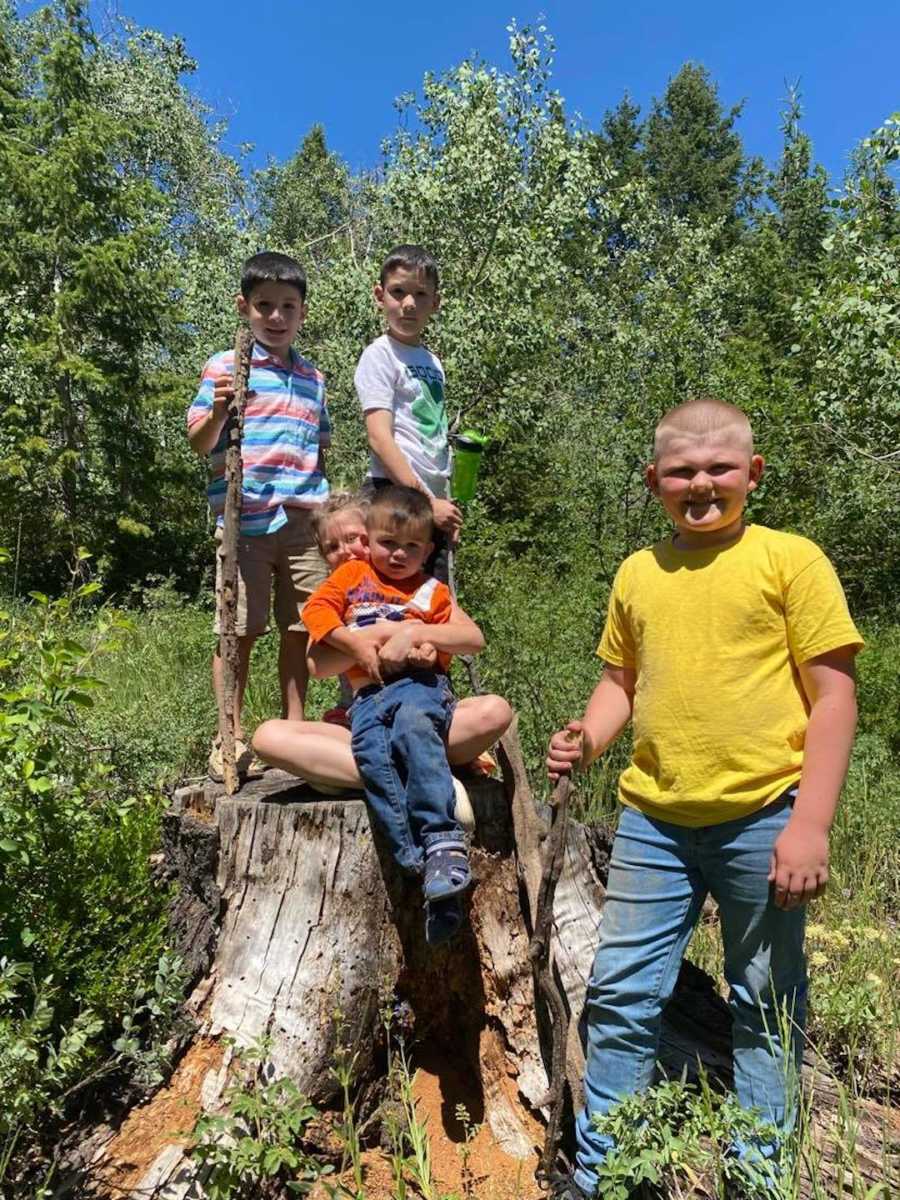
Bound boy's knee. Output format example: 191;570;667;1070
251;719;281;757
480;694;513;736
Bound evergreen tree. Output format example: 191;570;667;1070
594;92;644;186
769;84;830;268
255;125;353;268
0;1;176;579
643;62;761;235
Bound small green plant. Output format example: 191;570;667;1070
454;1102;480;1199
592;1076;784;1200
0;959;103;1187
112;951;190;1087
323;1023;365;1199
189;1036;331;1199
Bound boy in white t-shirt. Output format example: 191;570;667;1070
354;245;461;583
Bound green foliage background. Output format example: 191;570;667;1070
0;1;897;1189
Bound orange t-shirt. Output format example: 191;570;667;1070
302;560;453;687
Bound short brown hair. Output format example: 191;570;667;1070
241;250;307;301
366;485;434;540
654;396;754;460
312;492;368;552
379;244;439;290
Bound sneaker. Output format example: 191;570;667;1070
424;894;465;946
322;705;351;729
452;776;475;832
207;735;254;783
422;831;472;901
547;1172;590;1200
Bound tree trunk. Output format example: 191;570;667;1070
82;720;897;1199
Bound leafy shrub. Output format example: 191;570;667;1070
189;1037;332;1199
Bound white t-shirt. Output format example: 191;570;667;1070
354;334;450;498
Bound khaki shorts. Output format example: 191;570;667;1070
214;507;327;637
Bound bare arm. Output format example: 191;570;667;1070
769;647;858;909
188;374;231;455
546;664;636;780
365;409;423;490
364;409;462;534
377;605;484;676
308;624;394;678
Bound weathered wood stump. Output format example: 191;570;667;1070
84;721;896;1198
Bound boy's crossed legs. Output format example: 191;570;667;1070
574;798;806;1197
252;693;512;788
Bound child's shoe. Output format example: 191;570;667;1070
422;830;472;901
452;776;475;833
424;895;465;946
322;705;351;729
207;735;258;783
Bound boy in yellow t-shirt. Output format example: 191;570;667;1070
546;398;862;1200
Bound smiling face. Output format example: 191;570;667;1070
647;428;765;549
238;280;306;356
374;266;440;346
367;522;434;581
319;510;369;569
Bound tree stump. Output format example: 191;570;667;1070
84;720;897;1199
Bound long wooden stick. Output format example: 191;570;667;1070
531;773;573;1187
219;325;254;796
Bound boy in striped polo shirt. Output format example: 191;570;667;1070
187;251;330;781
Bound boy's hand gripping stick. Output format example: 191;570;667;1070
219;325;253;795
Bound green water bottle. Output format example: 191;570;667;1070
450;430;488;503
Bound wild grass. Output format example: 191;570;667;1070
2;579;896;1196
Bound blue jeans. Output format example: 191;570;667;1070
574;799;806;1195
350;672;457;875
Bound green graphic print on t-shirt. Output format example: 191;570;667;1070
408;365;447;440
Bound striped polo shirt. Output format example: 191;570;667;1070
187;342;331;536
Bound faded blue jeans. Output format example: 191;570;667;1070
574;797;806;1195
350;671;457;876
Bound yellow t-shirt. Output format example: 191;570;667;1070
598;525;863;827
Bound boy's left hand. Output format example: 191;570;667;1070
768;815;829;909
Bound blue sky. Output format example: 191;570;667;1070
90;1;897;187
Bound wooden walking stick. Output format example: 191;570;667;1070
532;771;574;1188
219;325;254;796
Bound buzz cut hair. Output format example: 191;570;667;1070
379;244;440;290
366;485;435;540
241;251;307;301
654;396;754;460
311;492;368;552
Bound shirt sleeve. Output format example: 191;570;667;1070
785;554;863;664
301;563;356;643
596;562;637;668
430;583;453;626
354;341;397;413
187;354;229;432
319;381;332;449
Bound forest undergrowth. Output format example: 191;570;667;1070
0;574;897;1197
